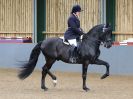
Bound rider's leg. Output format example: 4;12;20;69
68;39;77;63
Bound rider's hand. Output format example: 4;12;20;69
79;28;85;34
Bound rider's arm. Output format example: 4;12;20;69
68;18;84;35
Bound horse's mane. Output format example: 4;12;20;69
83;24;104;40
87;24;104;35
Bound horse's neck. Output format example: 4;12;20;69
81;25;103;48
80;36;101;54
83;34;100;44
79;37;100;58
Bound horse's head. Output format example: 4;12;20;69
83;24;112;48
100;24;113;48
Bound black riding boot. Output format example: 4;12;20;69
69;47;77;63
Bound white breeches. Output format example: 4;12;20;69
68;39;77;46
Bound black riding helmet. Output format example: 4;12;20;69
71;5;83;14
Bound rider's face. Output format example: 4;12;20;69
75;12;80;17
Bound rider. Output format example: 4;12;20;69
64;4;84;63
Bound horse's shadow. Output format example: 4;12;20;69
42;87;94;93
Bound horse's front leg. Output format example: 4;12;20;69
94;59;110;79
82;62;90;92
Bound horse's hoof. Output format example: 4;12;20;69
41;86;48;91
101;74;109;79
44;87;48;91
83;87;90;92
53;80;57;87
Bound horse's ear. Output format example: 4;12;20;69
103;23;110;32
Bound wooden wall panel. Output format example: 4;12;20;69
0;0;33;37
115;0;133;41
45;0;101;38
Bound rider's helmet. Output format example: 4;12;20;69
71;5;83;14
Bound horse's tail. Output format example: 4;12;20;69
18;41;42;80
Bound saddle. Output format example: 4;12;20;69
60;37;82;63
59;37;70;45
59;35;83;46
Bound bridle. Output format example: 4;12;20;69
81;25;112;46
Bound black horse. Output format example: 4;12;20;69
18;24;112;92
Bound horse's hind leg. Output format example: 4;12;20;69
41;58;56;91
46;68;57;87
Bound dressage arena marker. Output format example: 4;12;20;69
113;42;133;46
113;38;133;46
0;37;32;43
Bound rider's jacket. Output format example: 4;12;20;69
64;14;84;40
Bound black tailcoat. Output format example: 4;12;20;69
64;14;84;40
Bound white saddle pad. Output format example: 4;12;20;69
60;35;83;46
59;37;69;45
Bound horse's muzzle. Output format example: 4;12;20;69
104;41;112;48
